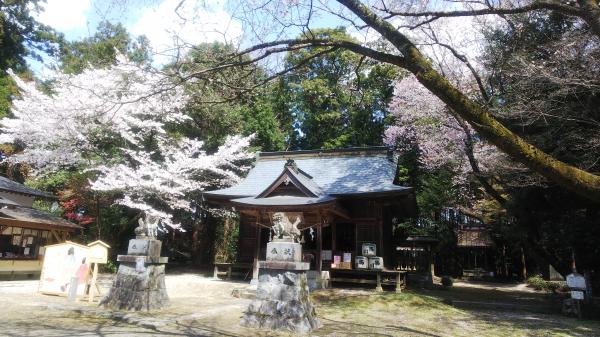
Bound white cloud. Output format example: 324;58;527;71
130;0;243;64
35;0;91;31
349;27;382;44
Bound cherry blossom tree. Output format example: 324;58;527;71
91;136;252;230
1;57;188;171
1;56;254;230
385;75;508;206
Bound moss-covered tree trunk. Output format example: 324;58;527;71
338;0;600;202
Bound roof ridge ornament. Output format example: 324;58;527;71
285;158;298;173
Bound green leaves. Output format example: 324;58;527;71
281;28;398;149
58;21;151;74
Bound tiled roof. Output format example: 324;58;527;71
232;195;335;206
0;205;81;230
205;147;411;198
0;176;53;199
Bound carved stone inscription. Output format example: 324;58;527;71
266;242;302;262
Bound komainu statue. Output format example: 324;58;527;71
271;212;301;242
135;213;160;239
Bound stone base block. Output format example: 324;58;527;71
259;260;310;270
241;269;321;333
127;239;162;257
117;255;169;264
307;270;330;290
100;263;169;311
266;241;302;262
562;298;580;316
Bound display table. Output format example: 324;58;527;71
213;262;253;280
329;268;407;292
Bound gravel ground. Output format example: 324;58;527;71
0;273;268;337
0;273;598;337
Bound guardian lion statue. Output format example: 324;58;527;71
271;212;301;242
135;213;160;239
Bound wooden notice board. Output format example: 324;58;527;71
38;241;90;296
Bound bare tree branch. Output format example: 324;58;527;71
376;0;600;38
424;28;491;103
335;0;600;201
379;1;582;19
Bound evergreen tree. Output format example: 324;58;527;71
0;0;60;117
281;28;398;149
58;21;151;74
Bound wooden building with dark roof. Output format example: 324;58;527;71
204;147;417;285
0;176;80;278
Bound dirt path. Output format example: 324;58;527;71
0;274;264;337
453;279;538;293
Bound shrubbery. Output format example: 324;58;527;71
526;275;565;293
441;276;454;287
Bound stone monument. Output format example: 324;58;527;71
241;212;321;333
100;214;169;311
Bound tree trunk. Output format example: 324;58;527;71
337;0;600;203
96;196;101;240
191;219;203;265
520;246;527;280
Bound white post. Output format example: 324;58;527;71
88;263;99;303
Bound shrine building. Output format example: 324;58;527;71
204;147;417;288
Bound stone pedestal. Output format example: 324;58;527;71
100;238;169;311
266;241;302;262
241;241;321;333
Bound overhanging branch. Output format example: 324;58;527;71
378;1;582;19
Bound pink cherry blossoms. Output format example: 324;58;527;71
1;57;254;230
385;75;503;188
385;75;466;171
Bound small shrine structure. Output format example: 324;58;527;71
0;176;80;278
204;147;417;289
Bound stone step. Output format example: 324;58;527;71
231;287;256;300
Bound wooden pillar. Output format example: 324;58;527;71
395;272;402;293
428;244;435;280
252;219;262;282
317;212;323;273
375;271;383;292
88;263;99;303
377;203;384;267
331;223;337;253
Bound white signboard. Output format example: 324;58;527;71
566;273;586;289
39;241;89;296
571;291;584;300
128;239;149;255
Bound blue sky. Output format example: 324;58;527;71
31;0;248;71
30;0;353;73
29;0;485;80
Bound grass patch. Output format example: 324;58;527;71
309;286;600;337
